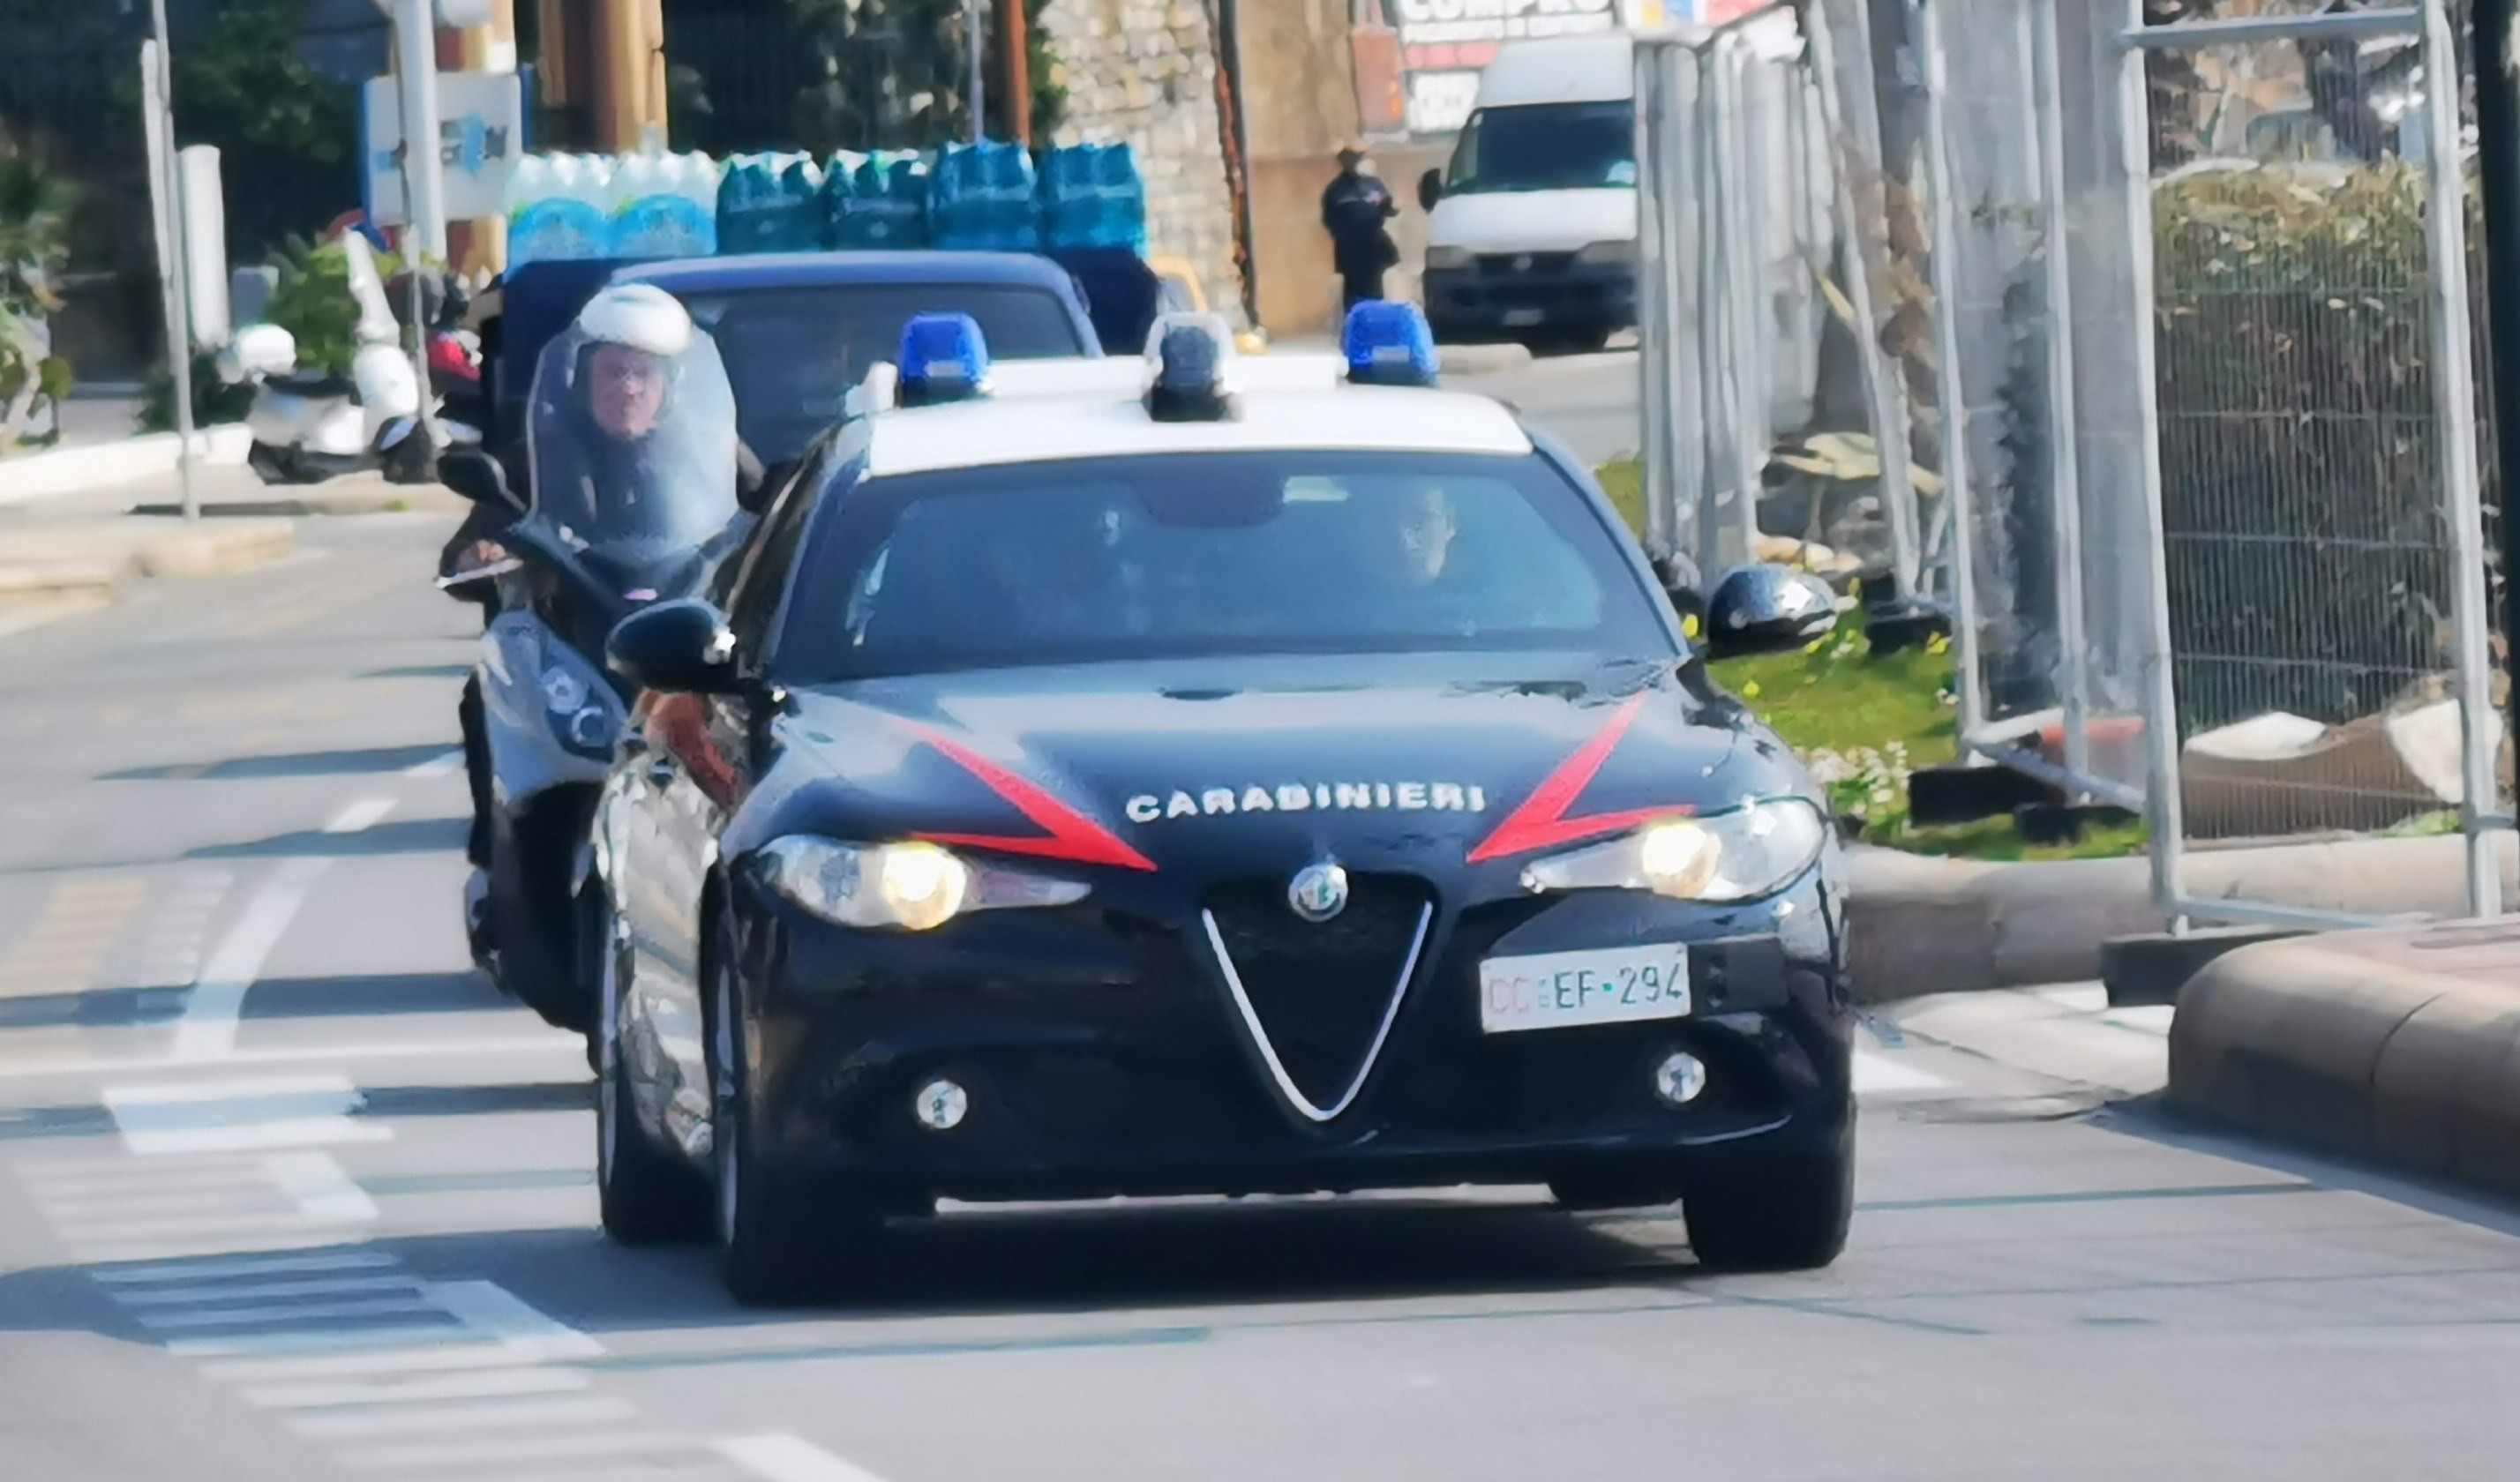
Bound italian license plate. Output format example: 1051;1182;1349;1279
1502;308;1546;327
1478;945;1691;1034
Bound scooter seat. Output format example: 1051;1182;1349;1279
269;369;356;398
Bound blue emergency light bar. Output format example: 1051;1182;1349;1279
897;312;993;407
1342;301;1439;388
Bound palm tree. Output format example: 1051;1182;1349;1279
0;132;78;452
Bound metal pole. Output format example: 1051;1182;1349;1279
968;0;988;143
2476;0;2520;870
1913;0;1986;745
141;14;197;525
1805;0;1924;599
2416;0;2503;917
1634;39;1678;567
394;0;449;262
2116;0;2191;929
2033;0;2093;790
1714;38;1765;570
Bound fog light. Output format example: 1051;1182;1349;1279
1654;1052;1706;1107
912;1078;969;1131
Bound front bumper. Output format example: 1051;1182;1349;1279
724;870;1852;1204
1423;258;1636;339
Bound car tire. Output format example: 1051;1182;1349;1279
709;919;877;1306
1681;1139;1856;1273
596;896;710;1247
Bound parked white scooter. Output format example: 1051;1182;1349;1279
217;232;475;485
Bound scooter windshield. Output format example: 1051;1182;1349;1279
523;320;740;557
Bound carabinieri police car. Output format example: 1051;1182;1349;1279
589;304;1854;1304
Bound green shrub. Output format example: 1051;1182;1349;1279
2152;163;2501;734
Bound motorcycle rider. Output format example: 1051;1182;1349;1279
453;285;744;998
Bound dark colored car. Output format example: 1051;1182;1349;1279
480;251;1107;474
583;364;1854;1304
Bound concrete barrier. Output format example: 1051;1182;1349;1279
2166;920;2520;1197
1844;835;2520;1002
0;426;251;505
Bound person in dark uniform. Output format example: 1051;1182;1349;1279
1320;144;1400;312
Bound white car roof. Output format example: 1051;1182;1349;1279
863;364;1536;477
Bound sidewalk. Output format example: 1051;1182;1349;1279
0;453;465;618
2169;918;2520;1197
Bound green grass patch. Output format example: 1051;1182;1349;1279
1593;457;2142;862
1595;456;1646;538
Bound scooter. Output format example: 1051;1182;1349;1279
217;233;479;486
436;448;733;1043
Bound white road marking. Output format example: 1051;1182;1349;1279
94;1250;399;1286
334;1431;689;1471
102;1074;391;1155
135;1295;446;1330
717;1433;895;1482
264;1150;381;1223
287;1396;638;1441
204;1339;572;1383
244;1365;594;1410
1851;1049;1948;1094
323;797;397;835
0;1033;582;1083
422;1280;606;1358
175;857;329;1061
404;751;464;779
62;1209;371;1244
115;1276;422;1307
40;1186;275;1220
167;1323;477;1359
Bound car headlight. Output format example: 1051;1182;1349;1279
1424;245;1474;272
1519;799;1826;903
757;837;1090;932
1575;239;1635;266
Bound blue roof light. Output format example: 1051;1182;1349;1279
1341;301;1439;387
896;312;993;407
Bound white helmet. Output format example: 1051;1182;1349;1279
574;283;694;358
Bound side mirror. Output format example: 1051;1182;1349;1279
439;448;522;513
608;599;739;695
1702;564;1841;662
1417;168;1444;213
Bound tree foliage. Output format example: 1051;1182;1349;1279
0;131;76;453
162;0;358;166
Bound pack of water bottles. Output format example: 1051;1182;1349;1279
500;139;1151;265
714;153;826;256
1037;142;1148;254
927;141;1039;252
506;152;724;265
823;152;932;250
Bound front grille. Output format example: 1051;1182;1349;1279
1204;874;1433;1115
1475;251;1578;279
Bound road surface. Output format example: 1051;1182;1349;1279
2;512;2517;1482
1451;349;1640;468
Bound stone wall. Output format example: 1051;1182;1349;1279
1039;0;1247;327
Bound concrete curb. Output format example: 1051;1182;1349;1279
131;484;469;519
2166;920;2520;1195
1436;344;1534;375
1841;834;2520;1003
0;425;252;505
0;561;119;605
133;520;296;579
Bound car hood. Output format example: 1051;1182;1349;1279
739;655;1808;885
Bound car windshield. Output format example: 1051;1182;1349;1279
777;450;1676;682
1445;101;1637;194
678;284;1089;464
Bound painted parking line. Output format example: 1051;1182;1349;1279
175;857;329;1062
716;1433;896;1482
323;797;398;835
1850;1049;1948;1095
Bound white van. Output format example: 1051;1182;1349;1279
1416;34;1637;350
